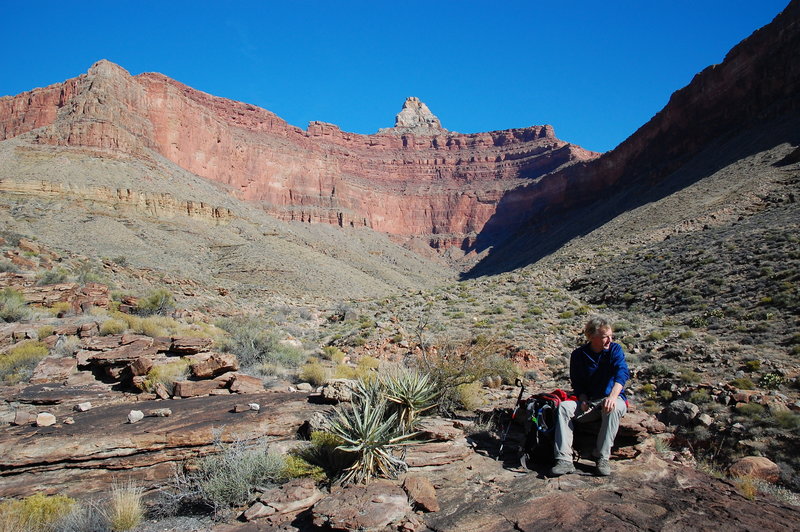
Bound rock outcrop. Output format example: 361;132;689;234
0;61;597;254
379;96;447;135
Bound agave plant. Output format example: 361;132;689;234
380;366;439;432
328;391;418;485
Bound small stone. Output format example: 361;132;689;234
127;410;145;424
296;383;313;392
242;501;276;521
36;412;57;427
233;404;251;413
63;417;75;425
696;413;713;426
403;475;440;512
148;408;172;417
12;410;33;426
248;403;260;412
74;402;93;412
154;382;171;399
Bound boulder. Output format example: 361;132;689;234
729;456;781;483
320;379;357;403
416;417;463;441
190;352;239;378
228;373;266;394
403;475;440;512
74;402;93;412
660;400;700;426
170;337;213;355
173;380;224;398
13;410;34;426
30;357;77;384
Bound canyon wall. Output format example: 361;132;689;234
0;62;596;251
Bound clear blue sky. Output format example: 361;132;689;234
0;1;790;153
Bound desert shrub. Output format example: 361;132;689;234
0;341;49;385
35;268;69;286
678;330;695;339
743;360;761;372
646;361;671;378
414;335;519;414
298;361;328;386
759;372;784;389
182;439;292;512
689;389;711;404
647;330;670;341
108;481;144;531
321;346;345;361
0;259;18;273
640;383;657;399
292;431;351;481
659;390;674;401
735;403;765;418
0;287;29;322
72;259;105;285
52;335;81;358
733;474;758;500
680;370;702;384
216;317;306;369
357;356;381;370
36;325;54;340
100;318;127;336
135;288;175;316
0;492;75;532
54;499;109;532
455;381;485;411
327;391;417;485
773;410;800;431
730;377;756;390
641;400;662;414
142;359;191;393
47;301;72;317
281;455;325;482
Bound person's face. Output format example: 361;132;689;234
590;327;613;352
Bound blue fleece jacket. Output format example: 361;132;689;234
569;342;629;401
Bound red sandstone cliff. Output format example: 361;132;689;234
0;63;597;251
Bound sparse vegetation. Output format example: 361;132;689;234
135;288;175;316
142;359;191;393
0;287;29;322
0;492;75;532
0;341;49;385
216;317;307;369
108;481;144;531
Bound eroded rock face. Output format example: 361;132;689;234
0;61;597;253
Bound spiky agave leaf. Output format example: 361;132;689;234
328;391;419;484
381;366;439;431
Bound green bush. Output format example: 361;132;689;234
0;341;49;385
0;492;75;532
759;373;784;390
36;268;70;286
773;410;800;431
216;317;307;369
321;346;345;361
0;287;29;322
455;381;484;411
689;389;711;404
743;360;761;372
36;325;54;340
135;288;175;316
680;370;702;384
0;259;19;273
730;377;756;390
735;403;765;418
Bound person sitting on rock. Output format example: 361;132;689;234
550;316;629;477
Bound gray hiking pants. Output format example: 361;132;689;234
554;398;627;461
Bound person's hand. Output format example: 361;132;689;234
602;396;617;413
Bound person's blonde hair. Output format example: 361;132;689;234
584;316;612;340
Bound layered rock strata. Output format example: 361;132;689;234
0;63;597;252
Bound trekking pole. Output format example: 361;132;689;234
497;378;525;459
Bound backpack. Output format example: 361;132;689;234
520;389;575;467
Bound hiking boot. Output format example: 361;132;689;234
550;459;576;476
595;457;611;476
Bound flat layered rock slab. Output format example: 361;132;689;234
0;392;318;498
421;451;800;531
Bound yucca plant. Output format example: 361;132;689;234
328;392;418;485
380;367;438;432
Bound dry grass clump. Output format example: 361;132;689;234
0;492;75;532
142;359;191;393
299;361;329;386
0;341;50;385
100;318;128;336
0;287;29;322
108;481;144;531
